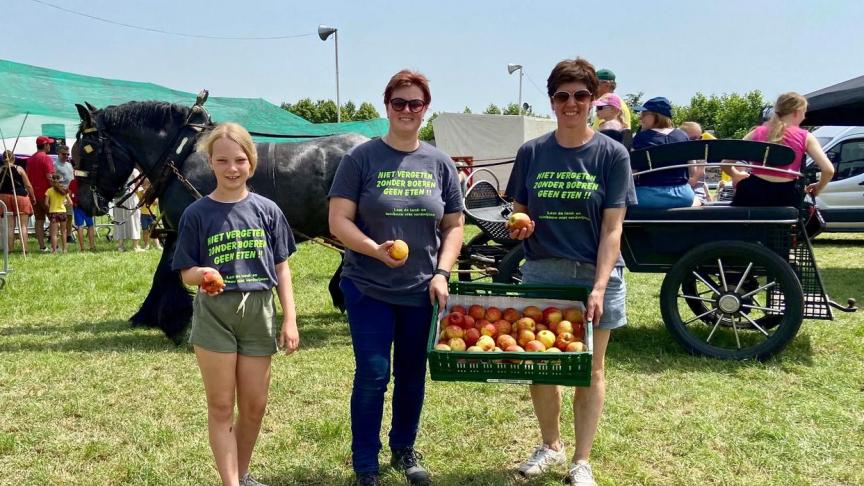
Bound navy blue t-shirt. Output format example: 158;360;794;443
632;128;690;186
328;139;463;306
505;131;636;266
172;193;296;292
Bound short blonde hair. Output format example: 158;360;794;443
196;122;258;175
651;113;675;129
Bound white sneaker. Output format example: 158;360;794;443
240;473;269;486
517;444;566;477
564;460;596;485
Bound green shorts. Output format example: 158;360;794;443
189;289;278;356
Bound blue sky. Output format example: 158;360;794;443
4;0;863;118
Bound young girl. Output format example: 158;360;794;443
44;174;72;253
173;123;299;486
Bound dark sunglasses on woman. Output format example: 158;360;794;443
390;98;427;113
552;90;592;104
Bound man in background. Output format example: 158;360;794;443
592;69;632;130
25;135;56;252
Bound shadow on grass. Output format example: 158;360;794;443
266;467;529;486
818;267;864;303
609;322;815;374
0;310;351;353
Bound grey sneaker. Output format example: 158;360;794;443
564;461;596;485
391;447;431;486
517;444;566;477
240;472;269;486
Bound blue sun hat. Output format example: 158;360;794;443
633;97;673;118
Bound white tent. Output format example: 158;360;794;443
432;113;556;189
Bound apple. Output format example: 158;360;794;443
502;307;522;323
523;305;543;322
447;312;465;328
434;343;451;351
450;305;466;315
555;332;575;350
463;328;481;347
536;330;556;349
444;325;464;340
448;337;466;351
468;304;486;320
467;345;484;353
542;307;561;321
494;319;512;337
389;239;409;260
515;317;536;332
525;340;546;352
461;315;475;330
535;323;549;333
480;323;498;338
545;347;562;353
493;347;503;352
566;341;585;353
556;320;574;336
201;270;225;294
497;334;517;349
476;335;496;351
485;307;502;322
517;329;536;347
563;307;584;325
507;212;532;231
474;318;491;331
504;344;525;363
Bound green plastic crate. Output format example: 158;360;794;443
427;281;593;387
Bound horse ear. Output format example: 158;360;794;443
84;101;98;112
76;103;94;127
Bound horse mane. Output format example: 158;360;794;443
97;101;190;131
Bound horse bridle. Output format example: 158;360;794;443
75;91;213;213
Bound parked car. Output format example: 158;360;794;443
807;126;864;232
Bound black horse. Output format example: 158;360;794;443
73;100;366;343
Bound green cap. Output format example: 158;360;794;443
596;69;616;81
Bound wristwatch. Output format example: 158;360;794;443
433;268;451;280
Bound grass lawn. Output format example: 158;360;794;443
0;229;862;485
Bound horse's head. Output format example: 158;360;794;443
72;102;136;215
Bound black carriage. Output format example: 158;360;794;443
456;139;856;361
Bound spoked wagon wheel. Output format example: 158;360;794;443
458;233;492;282
660;241;803;360
493;245;525;284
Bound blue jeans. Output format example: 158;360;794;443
340;278;433;474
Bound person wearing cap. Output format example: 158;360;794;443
631;97;698;208
593;94;626;131
26;135;57;252
592;69;631;130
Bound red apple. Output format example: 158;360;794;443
468;304;486;320
563;307;584;325
517;329;536;347
494;319;512;337
535;323;549;333
515;317;536;332
556;320;574;336
448;337;466;351
523;305;543;322
450;305;467;315
542;307;561;321
485;307;502;322
502;307;522;323
525;340;546;352
480;323;498;338
447;312;465;328
555;332;575;350
463;328;481;347
474;318;491;331
461;315;475;330
507;212;532;231
566;341;585;353
201;271;225;294
497;334;517;349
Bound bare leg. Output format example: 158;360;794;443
77;226;85;251
529;384;564;451
87;226;96;250
195;346;240;486
60;224;68;252
35;214;46;249
235;354;272;478
572;328;611;462
49;220;58;252
17;214;28;251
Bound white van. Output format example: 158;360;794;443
808;126;864;232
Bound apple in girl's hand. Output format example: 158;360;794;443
507;212;532;231
201;270;225;294
389;240;409;260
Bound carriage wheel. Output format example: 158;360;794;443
660;241;803;361
493;245;525;284
458;233;492;282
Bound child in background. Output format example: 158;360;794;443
138;179;162;250
45;174;73;253
69;178;97;251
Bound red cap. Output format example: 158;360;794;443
36;136;55;145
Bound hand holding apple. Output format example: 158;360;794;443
200;268;225;295
378;240;409;268
506;212;535;240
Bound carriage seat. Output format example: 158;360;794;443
625;205;799;223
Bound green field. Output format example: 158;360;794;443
0;230;862;485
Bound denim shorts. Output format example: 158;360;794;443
635;183;695;208
521;259;627;330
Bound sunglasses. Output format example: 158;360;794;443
552;89;592;104
389;98;427;113
595;105;608;111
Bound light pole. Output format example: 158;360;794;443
318;24;340;123
507;63;524;115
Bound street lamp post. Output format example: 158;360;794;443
318;24;340;123
507;63;524;115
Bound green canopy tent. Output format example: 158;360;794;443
0;59;388;144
